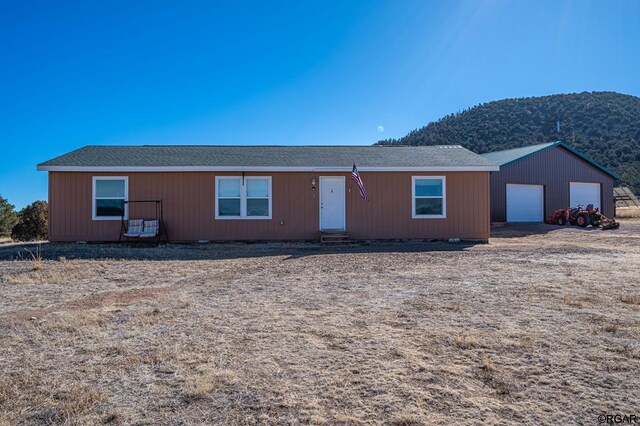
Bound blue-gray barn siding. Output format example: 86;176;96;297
489;146;615;222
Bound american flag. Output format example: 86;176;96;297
351;164;368;200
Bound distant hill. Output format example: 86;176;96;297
378;92;640;193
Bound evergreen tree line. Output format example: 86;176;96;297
378;91;640;193
0;196;48;241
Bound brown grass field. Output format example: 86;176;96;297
1;220;639;425
616;207;640;218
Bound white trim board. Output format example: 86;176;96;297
38;165;499;172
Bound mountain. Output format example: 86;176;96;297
378;92;640;193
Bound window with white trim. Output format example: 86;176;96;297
92;176;128;220
412;176;446;218
215;176;272;219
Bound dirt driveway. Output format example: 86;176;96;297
1;220;639;424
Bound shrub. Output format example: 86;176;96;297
11;201;48;241
0;195;18;236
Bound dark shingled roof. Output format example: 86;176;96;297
38;145;498;169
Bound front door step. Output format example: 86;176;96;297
320;232;349;244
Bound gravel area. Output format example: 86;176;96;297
1;220;639;424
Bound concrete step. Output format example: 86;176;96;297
320;232;350;244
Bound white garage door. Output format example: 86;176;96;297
506;184;544;222
570;182;600;210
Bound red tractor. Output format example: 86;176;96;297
546;204;619;230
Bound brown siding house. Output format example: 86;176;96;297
38;145;499;242
481;142;620;223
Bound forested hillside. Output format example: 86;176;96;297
378;92;640;192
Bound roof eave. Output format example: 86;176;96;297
37;165;500;172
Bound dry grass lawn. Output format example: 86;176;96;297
616;207;640;218
1;220;639;425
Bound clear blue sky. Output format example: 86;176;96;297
1;0;639;208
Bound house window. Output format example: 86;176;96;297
92;176;128;220
215;176;272;219
412;176;446;218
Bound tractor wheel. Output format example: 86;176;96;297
576;214;590;227
557;217;566;226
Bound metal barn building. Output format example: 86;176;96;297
482;142;620;223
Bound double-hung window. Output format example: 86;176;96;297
92;176;128;220
412;176;446;218
215;176;272;219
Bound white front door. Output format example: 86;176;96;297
320;176;345;230
506;184;544;222
570;182;601;210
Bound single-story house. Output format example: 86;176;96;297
37;145;499;242
481;141;620;222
